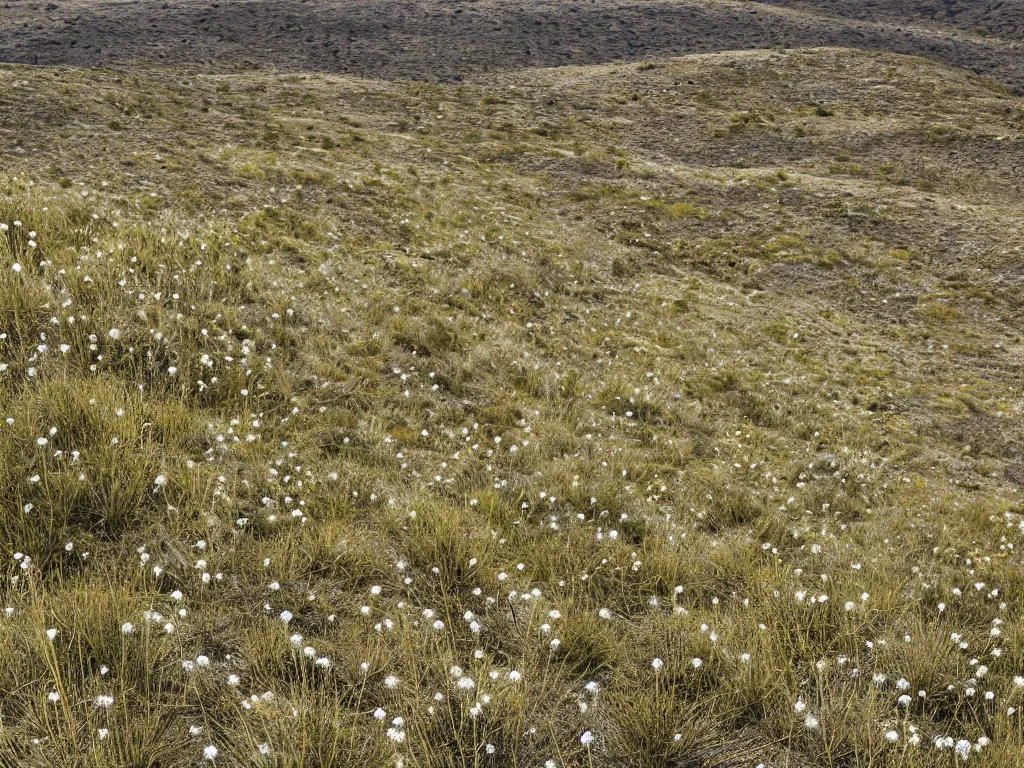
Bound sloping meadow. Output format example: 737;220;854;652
1;48;1024;766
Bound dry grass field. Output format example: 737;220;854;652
2;39;1024;768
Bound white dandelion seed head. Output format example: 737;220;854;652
954;740;971;760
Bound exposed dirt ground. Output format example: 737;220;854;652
761;0;1024;41
2;0;1024;86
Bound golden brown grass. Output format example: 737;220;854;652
1;47;1023;767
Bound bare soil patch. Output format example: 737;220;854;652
2;0;1024;86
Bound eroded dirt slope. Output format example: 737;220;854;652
758;0;1024;41
1;0;1022;86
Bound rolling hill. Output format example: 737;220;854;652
1;13;1024;768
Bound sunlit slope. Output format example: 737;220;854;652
0;48;1023;767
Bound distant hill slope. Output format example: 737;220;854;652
1;0;1023;87
757;0;1024;41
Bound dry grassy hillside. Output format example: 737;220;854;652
3;0;1024;86
1;47;1024;767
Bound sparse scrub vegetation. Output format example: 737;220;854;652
1;46;1024;767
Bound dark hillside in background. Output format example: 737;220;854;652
2;0;1022;87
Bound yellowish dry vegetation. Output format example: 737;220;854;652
1;48;1024;767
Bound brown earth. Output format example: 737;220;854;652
760;0;1024;41
1;0;1023;87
